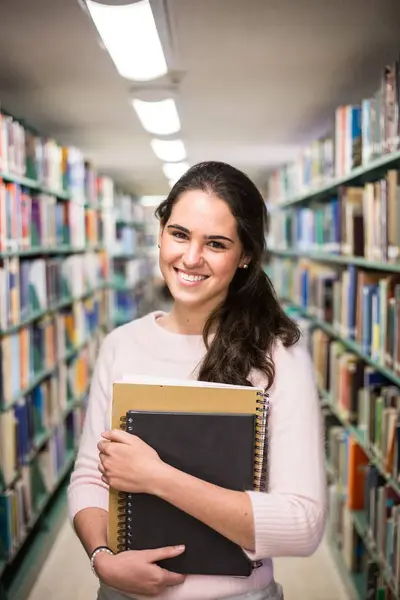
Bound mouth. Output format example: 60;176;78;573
173;267;210;285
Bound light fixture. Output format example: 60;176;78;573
85;0;168;81
150;139;186;162
132;98;181;135
162;161;189;182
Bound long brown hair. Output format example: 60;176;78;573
155;161;300;389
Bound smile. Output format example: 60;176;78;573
174;268;210;284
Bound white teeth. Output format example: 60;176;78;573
177;270;207;282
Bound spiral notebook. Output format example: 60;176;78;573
108;376;269;576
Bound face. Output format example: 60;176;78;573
159;190;250;312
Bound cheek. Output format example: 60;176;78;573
159;239;178;263
209;253;240;280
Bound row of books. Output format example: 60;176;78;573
0;182;92;251
267;57;400;204
299;321;400;596
0;180;148;254
0;109;149;223
268;169;400;263
116;193;146;224
107;255;153;325
0;403;86;561
0;252;110;331
0;312;104;562
0;111;70;193
0;292;109;407
327;464;399;598
111;288;149;326
112;256;151;286
0;102;151;589
270;258;400;372
0;349;91;489
113;223;146;257
312;328;400;477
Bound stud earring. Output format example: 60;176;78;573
242;264;249;269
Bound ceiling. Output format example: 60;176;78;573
0;0;399;197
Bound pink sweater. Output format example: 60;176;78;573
68;311;327;600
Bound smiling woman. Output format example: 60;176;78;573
68;161;327;600
156;189;248;331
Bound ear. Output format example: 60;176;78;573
239;255;251;269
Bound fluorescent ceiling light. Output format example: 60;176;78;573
85;0;167;81
132;98;181;135
162;161;189;182
151;139;186;162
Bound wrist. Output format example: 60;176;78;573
90;546;114;580
94;552;114;582
150;461;176;498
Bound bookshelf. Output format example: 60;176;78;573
0;110;150;599
266;57;400;599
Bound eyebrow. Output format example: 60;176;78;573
167;223;234;244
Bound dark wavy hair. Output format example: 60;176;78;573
155;161;300;389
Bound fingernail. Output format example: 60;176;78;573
175;545;185;551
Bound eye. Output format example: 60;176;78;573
208;241;226;250
172;231;188;240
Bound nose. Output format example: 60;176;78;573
182;241;204;268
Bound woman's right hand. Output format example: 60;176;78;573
94;545;187;597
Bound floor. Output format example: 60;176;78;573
27;518;349;600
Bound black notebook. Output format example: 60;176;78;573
116;410;256;576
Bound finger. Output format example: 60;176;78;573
161;569;186;587
98;462;105;475
101;429;136;445
143;545;186;563
97;440;111;454
101;475;109;485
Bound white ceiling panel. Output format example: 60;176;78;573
0;0;399;195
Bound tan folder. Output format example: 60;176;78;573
108;377;268;553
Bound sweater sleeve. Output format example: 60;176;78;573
243;340;327;560
67;333;114;522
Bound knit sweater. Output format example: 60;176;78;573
67;311;327;600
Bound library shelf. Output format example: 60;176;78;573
0;244;103;259
280;305;400;598
320;387;400;505
0;451;75;600
0;285;107;336
0;389;87;494
268;249;400;274
0;170;71;201
0;105;152;600
322;393;399;598
1;335;95;414
268;149;400;211
281;300;400;389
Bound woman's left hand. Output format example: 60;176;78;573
97;429;165;494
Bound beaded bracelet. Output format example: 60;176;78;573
90;546;114;577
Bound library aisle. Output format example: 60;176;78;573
26;522;349;600
1;1;400;599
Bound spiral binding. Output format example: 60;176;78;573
116;414;132;552
254;388;270;493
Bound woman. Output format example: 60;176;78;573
68;161;327;600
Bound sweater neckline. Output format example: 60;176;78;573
152;310;204;339
142;310;206;363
